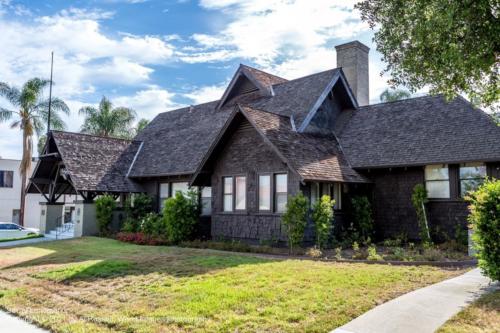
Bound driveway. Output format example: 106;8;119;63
0;310;49;333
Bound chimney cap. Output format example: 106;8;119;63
335;40;370;52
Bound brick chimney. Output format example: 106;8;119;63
335;41;370;106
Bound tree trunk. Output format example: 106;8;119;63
18;128;29;227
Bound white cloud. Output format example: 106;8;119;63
113;87;181;119
183;83;226;104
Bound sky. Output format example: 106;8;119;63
0;0;392;159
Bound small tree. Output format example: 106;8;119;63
162;190;199;244
351;196;374;243
411;184;431;244
95;195;116;235
467;179;500;281
123;193;154;232
282;192;309;254
312;195;334;250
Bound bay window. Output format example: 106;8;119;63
223;177;233;212
259;175;271;211
459;163;486;196
425;164;450;198
274;174;288;212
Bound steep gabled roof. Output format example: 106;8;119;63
192;105;369;184
339;95;500;168
217;65;287;109
28;131;144;194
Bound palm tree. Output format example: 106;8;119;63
0;78;69;226
79;97;136;138
380;88;412;102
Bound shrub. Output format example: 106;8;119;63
334;247;342;260
312;195;334;249
282;192;309;254
162;190;199;244
467;179;500;281
351;196;373;243
140;213;165;237
122;193;154;232
306;247;323;258
116;232;168;246
367;245;383;261
95;195;116;235
411;184;432;245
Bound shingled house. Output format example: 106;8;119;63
29;40;500;242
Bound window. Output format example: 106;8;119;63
460;163;486;196
0;170;14;188
314;182;342;210
333;183;342;210
274;174;288;213
310;182;320;205
259;175;271;210
235;176;246;210
159;183;170;211
223;177;233;212
172;182;189;196
201;187;212;215
425;165;450;198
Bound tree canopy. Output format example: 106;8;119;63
79;97;136;138
356;0;499;109
379;88;412;102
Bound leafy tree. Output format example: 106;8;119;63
467;179;500;281
95;195;116;235
136;119;149;133
0;78;69;226
312;195;334;250
411;184;431;244
162;190;199;244
356;0;499;109
79;96;136;138
379;88;411;102
282;192;309;253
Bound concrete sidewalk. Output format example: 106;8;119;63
332;268;497;333
0;310;49;333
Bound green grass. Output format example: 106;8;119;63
0;237;467;333
0;233;43;243
437;290;499;333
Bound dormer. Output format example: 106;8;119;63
217;64;287;109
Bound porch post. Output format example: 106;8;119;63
39;202;64;234
74;200;98;237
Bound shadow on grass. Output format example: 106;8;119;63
1;237;275;281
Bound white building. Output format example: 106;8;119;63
0;158;75;230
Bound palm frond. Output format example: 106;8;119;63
32;116;45;137
20;78;50;110
0;82;21;107
10;120;21;129
78;106;98;117
36;97;70;116
0;108;15;122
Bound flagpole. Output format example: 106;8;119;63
47;51;54;133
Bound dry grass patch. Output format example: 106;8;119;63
437;290;500;333
0;237;467;333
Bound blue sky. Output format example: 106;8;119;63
0;0;390;159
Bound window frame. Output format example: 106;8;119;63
0;170;14;188
274;173;288;213
459;162;486;197
234;175;247;211
425;164;451;199
158;182;170;211
200;186;212;216
222;176;234;212
258;173;272;212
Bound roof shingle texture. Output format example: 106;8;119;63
241;106;368;183
339;95;500;168
51;131;143;192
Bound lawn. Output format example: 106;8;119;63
437;290;499;333
0;237;466;333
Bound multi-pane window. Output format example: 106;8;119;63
235;176;246;210
258;175;271;210
459;163;486;196
201;187;212;216
274;174;288;213
159;183;170;211
425;165;450;198
223;177;233;212
0;170;14;188
315;182;342;210
172;182;189;196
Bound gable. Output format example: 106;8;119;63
224;75;260;104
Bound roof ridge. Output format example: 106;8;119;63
51;130;137;142
240;64;288;82
359;94;443;109
271;68;339;87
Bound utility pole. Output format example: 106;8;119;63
47;51;54;133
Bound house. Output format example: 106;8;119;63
28;40;500;243
0;158;75;229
